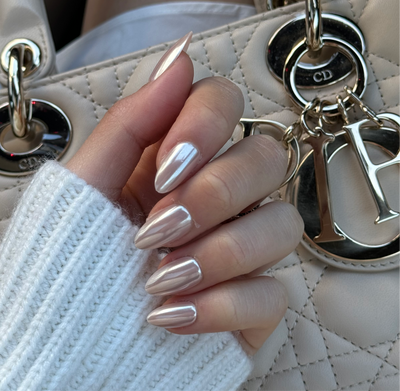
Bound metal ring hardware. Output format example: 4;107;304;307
1;39;41;77
305;0;323;54
0;99;72;176
267;13;365;89
283;35;368;116
8;45;28;138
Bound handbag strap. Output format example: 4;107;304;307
0;0;56;85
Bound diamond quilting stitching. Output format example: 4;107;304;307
285;306;400;373
369;337;399;389
357;0;371;23
261;265;328;378
300;263;340;388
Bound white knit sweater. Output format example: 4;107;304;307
0;162;252;391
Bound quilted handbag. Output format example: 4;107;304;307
0;0;398;390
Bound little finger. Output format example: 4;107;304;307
147;276;288;353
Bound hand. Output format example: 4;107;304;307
66;39;303;355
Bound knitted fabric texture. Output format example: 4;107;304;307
0;162;253;391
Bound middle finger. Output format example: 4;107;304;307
134;135;288;249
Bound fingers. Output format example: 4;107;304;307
154;77;244;193
66;53;194;201
147;277;288;352
134;135;288;249
145;201;303;296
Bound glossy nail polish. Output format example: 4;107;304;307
155;142;200;194
145;257;202;296
134;205;192;249
147;302;197;328
149;31;193;82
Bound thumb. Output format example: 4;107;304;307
66;46;193;201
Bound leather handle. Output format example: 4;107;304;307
0;0;56;85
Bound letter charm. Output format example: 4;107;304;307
343;113;400;224
304;133;344;243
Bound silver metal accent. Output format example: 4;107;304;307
289;125;399;264
300;98;323;138
8;45;28;138
343;113;400;224
267;13;365;88
303;130;343;243
239;118;300;187
0;99;72;176
283;36;368;115
1;39;41;77
305;0;323;54
344;86;384;127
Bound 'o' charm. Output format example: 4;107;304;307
289;113;399;271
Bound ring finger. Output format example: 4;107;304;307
144;201;303;296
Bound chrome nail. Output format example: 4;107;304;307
134;205;192;249
147;302;197;328
145;257;202;296
149;31;193;82
155;142;200;193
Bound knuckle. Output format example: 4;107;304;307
106;101;147;148
193;99;232;135
221;287;241;326
248;135;288;184
211;77;244;108
199;168;235;213
215;230;251;274
193;77;244;128
275;202;304;246
259;277;288;322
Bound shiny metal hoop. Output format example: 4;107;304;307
305;0;323;53
8;46;28;138
1;39;41;77
283;35;368;116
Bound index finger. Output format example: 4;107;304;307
66;53;194;201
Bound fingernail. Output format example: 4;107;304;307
155;142;200;193
149;31;193;82
134;205;192;249
147;302;197;328
145;257;202;296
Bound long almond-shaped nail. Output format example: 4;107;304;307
147;302;197;328
145;257;202;296
149;31;193;82
155;142;200;194
134;205;192;249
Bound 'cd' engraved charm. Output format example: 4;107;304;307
290;113;400;270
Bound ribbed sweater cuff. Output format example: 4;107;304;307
0;162;252;391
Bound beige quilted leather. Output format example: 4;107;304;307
0;0;398;390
